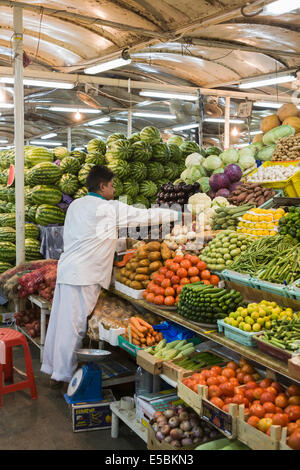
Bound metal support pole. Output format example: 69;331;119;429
13;6;25;265
224;97;230;150
67;127;71;151
127;79;132;138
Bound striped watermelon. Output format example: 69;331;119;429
74;187;88;199
78;164;94;185
85;153;106;166
140;126;161;145
1;213;15;228
106;134;126;147
113;178;123;198
167;135;184;146
118;194;133;205
131;161;147;182
107;139;132;161
128;133;141;145
0;186;8;201
25;238;41;260
147;162;164;181
164;162;179;180
60;157;81;175
28;205;38;224
25;147;54;168
134;194;149;208
6;188;15;203
0;261;13;273
152;143;170;163
5;203;15;213
139;181;157;198
58;174;79;195
0;169;9;185
87;138;106;155
53;147;70;159
168;143;183;163
131;141;152;163
180;141;201;158
35;204;66;226
0;241;16;261
71;150;86;164
30;162;61;185
107;159;130;179
25;224;40;240
0;227;16;242
0;202;7;213
25;187;34;205
123;180;139;198
31;185;62;205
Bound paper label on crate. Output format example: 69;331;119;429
202;400;233;437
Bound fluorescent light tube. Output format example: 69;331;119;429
0;77;74;89
172;123;199;131
249;130;263;136
0;103;14;109
49;107;101;114
264;0;299;15
139;91;198;101
133;112;176;119
84;57;131;75
41;133;57;139
85;117;110;126
239;75;296;89
30;141;62;146
204;118;245;124
0;139;8;143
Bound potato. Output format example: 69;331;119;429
135;274;149;281
139;259;150;267
129;272;136;281
130;262;139;271
136;267;150;275
130;281;143;290
160;242;172;260
120;268;127;276
125;262;133;271
149;261;162;272
137;248;149;259
145;241;161;252
148;251;161;262
125;279;131;286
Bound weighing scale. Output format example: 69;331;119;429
64;349;111;404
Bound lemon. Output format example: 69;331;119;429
245;316;254;326
229;312;236;318
257;317;265;326
239;322;246;330
265;321;272;329
252;323;261;332
231;319;239;328
243;323;252;332
258;308;266;317
251;312;259;321
285;308;293;315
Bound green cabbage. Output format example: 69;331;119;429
257;144;276;162
262;125;295;146
181;166;202;184
238;154;256;170
212;168;224;174
202;155;222;172
220;149;239;165
185;152;204;168
238;145;256;160
197;176;210;193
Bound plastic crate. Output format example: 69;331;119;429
247;161;300;197
221;269;253;288
217;319;261;348
288;284;300;301
250;277;292;298
253;334;293;363
118;335;144;357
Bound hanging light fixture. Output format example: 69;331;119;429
75;111;82;121
84;49;131;75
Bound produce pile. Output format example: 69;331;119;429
237;207;285;238
258;245;300;285
244;378;300;450
144;338;197;360
14;305;45;339
17;262;57;301
223;301;297;333
123;316;164;348
177;283;244;324
229;235;297;278
279;206;300;242
155;181;200;209
259;317;300;353
170;350;226;372
115;241;174;291
142;254;218;307
212;204;254;231
227;182;276;207
247;163;299;183
181;358;261;414
151;404;221;448
271;134;300;162
163;222;205;255
199;230;252;271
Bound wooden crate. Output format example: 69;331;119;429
199;385;238;439
279;427;293;451
237;404;281;450
177;380;202;415
136;349;164;375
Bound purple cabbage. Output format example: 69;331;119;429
224;164;242;183
209;173;230;192
216;188;230;198
228;181;242;193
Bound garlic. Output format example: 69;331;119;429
187;231;196;240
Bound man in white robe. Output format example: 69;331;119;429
41;165;179;391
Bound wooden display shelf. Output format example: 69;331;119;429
110;288;300;384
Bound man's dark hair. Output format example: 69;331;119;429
86;165;114;192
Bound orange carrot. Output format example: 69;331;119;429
130;317;147;333
136;318;153;330
129;325;145;338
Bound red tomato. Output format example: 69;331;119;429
180;277;190;285
236;372;245;383
271;382;285;394
161;278;171;289
222;368;235;379
188;266;199;277
177;267;188;278
249;403;265;419
208;385;222;399
287;430;300;450
197;261;207;271
266;386;278;396
176;285;184;295
288;406;300;422
245;381;258;390
165;270;174;279
222;404;230;413
289;396;300;406
165;259;174;269
207;377;220;387
153;286;165;296
263;402;276;414
159;267;168;275
244;389;255;403
190;255;200;265
180;259;192;270
287;385;300;397
172;284;179;291
153;295;164;305
169;263;180;272
248;416;260;428
260;391;276;405
200;269;211;280
275;394;289;409
216;375;228;385
259;378;273;389
241;364;255;375
232;394;245;405
219;382;235;397
253;387;264;400
210;397;224;409
272;413;289;427
210;274;220;286
202;280;211;285
190;276;201;283
146;292;155;303
164;296;175;306
229;378;240;387
226;361;238;371
152;273;165;285
173;255;184;264
210;366;222;375
164;286;175;297
243;374;255;384
175;295;180;304
287;423;299;436
171;275;180;285
184;254;193;260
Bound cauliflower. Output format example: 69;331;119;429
211;196;230;208
187;193;211;214
204;207;216;226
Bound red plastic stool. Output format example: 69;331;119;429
0;328;37;406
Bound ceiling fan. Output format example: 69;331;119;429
76;84;102;109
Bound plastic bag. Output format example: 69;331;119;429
153;321;199;343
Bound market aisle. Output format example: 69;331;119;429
0;334;146;450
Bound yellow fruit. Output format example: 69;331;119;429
257;318;265;326
252;323;261;332
243;323;252;332
251;312;259;321
265;321;272;329
236;316;244;324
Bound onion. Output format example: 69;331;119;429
163;409;175;419
183;431;193;438
170;427;184;441
180;420;192;432
158;419;168;429
163;436;172;444
152;423;159;433
178;411;189;422
181;438;193;446
192;426;203;439
170;440;181;448
156;415;167;424
190;418;200;428
156;431;164;442
168;416;180;428
161;425;171;436
193;437;202;444
153;411;163;421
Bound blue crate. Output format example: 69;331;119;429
250;277;292;298
217;319;261;348
221;269;253;288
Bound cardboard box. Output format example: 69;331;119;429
135;389;183;428
136;349;164;375
70;389;116;433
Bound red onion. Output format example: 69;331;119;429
163;436;172;444
161;424;171;436
170;440;181;448
163;409;175;419
181;437;193;446
178;411;189;422
158;419;168;429
192;426;203;439
193;437;202;444
170;428;184;440
168;416;180;428
152;423;159;433
153;411;163;420
180;420;192;432
156;431;164;442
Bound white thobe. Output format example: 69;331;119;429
41;194;179;382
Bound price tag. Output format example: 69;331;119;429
201;399;234;438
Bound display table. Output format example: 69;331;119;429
110;401;147;443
